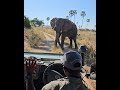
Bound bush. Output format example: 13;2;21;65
24;42;31;52
24;16;31;29
24;28;45;48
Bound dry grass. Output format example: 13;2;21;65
24;27;46;51
24;42;31;52
77;30;96;51
39;27;56;36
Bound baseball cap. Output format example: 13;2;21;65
61;50;82;70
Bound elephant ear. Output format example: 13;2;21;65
50;18;59;31
50;18;58;29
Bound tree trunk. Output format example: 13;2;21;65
81;17;84;29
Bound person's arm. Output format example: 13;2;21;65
26;73;36;90
41;81;57;90
26;59;36;90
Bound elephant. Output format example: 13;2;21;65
50;18;78;50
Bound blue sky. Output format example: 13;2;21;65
24;0;96;29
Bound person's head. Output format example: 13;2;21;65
61;50;82;77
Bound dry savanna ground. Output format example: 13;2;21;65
24;27;96;53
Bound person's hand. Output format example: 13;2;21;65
26;57;37;75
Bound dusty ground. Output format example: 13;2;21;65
31;31;55;52
31;31;73;53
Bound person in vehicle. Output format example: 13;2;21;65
90;62;96;80
25;50;89;90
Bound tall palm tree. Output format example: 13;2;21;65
73;10;77;24
86;19;90;29
46;17;50;25
69;10;77;23
81;11;86;29
69;10;74;21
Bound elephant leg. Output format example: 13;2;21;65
73;38;78;49
61;34;65;50
54;39;57;47
69;37;72;48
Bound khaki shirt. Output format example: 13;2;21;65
41;77;89;90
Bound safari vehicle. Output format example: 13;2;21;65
24;46;91;90
24;52;65;90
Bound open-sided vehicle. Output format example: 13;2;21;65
24;56;66;90
24;45;92;90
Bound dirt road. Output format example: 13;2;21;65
31;31;73;53
31;31;55;53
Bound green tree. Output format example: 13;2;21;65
69;10;74;21
24;15;31;29
69;10;77;23
73;10;77;24
31;18;44;27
